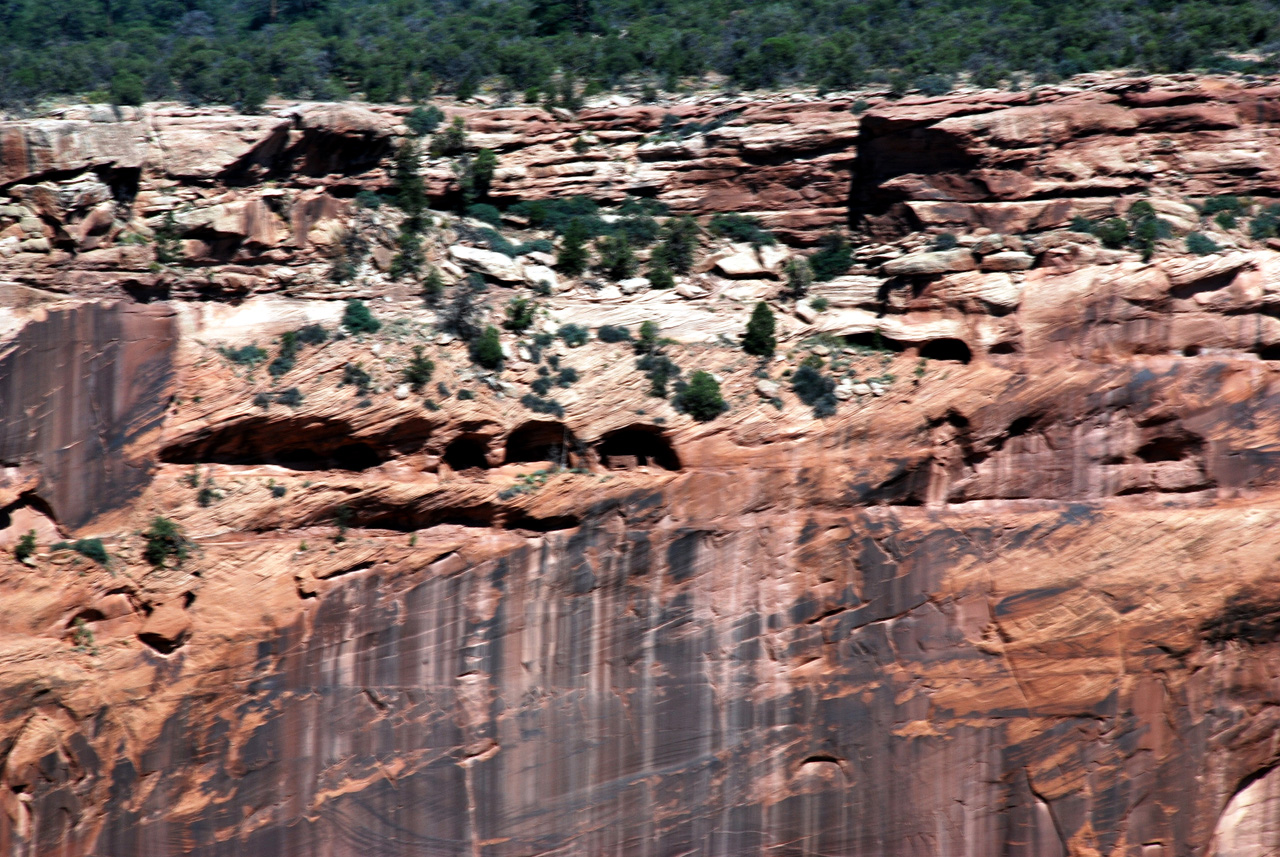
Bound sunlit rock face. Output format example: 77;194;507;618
10;75;1280;857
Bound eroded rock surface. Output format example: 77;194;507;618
8;77;1280;857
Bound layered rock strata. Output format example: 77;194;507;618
6;75;1280;857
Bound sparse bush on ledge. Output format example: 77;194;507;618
142;517;192;568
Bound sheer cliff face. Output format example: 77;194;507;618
11;77;1280;857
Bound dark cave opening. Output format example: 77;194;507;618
443;435;491;472
919;338;972;364
596;425;682;471
504;421;580;467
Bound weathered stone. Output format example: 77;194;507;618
979;250;1034;271
449;244;524;282
882;248;978;276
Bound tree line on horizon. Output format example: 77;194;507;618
1;0;1278;111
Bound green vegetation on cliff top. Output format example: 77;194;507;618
2;0;1279;109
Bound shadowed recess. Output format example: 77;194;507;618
504;421;581;467
596;425;681;471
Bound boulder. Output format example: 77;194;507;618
449;245;525;282
0;118;145;186
618;276;650;294
153;114;291;180
714;244;789;277
523;264;560;292
980;251;1035;272
883;249;977;277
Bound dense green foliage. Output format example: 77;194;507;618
51;538;110;565
676;371;727;421
471;325;504;369
742;301;776;357
5;0;1275;109
13;530;36;562
792;364;837;418
142;516;191;568
342;299;381;334
402;346;435;391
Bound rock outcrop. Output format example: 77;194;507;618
8;75;1280;857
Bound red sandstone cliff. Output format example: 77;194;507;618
5;75;1280;856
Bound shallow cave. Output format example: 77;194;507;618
352;500;495;531
595;425;681;471
1135;433;1202;463
919;338;972;364
160;417;389;471
1257;344;1280;361
443;435;491;472
504;421;580;467
844;331;909;354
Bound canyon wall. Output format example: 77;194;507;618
6;75;1280;856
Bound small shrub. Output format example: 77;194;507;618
142;517;191;568
635;321;660;355
1202;195;1245;216
930;232;958;251
648;263;676;289
14;530;36;562
1069;215;1094;234
403;346;435;392
276;387;301;407
595;234;637;280
271;484;287;498
406;105;445;136
851;99;870;114
52;538;108;565
1186;232;1220;255
1215;210;1238;230
742;301;776;357
809;232;853;280
430;116;467;156
467;203;503;226
253;392;272;409
653;216;699;274
521;393;565;417
295;324;328;346
423;268;445;304
1095;218;1130;249
343;299;381;334
504;297;535;333
709;213;775;246
616;214;660;246
785;258;813;298
559;324;589;347
810;296;829;312
913;73;953;96
268;353;295;377
458;388;475;400
471;325;504;369
618;196;669;217
675;371;727;421
354;190;382;210
637;353;680;397
556;367;579;387
531;376;553;395
333;504;352;542
341;363;373;395
557;219;591;276
196;485;219;507
220;344;268;367
792;364;837;418
597;324;632;343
